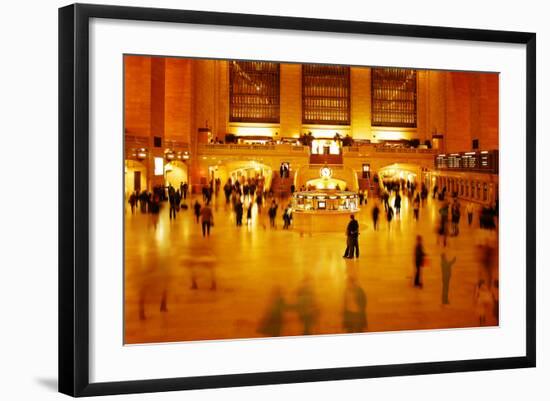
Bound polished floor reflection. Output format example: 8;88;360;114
124;193;498;344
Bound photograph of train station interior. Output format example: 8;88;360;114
123;56;499;344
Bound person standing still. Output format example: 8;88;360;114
344;214;360;258
168;186;177;220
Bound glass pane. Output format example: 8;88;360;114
371;67;417;128
302;64;350;125
229;61;280;123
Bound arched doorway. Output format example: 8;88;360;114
125;159;147;196
215;160;273;190
377;163;423;194
164;160;188;188
378;163;421;184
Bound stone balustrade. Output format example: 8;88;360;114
198;143;309;155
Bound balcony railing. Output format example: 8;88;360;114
342;144;435;156
309;153;344;165
124;135;190;151
165;138;190;151
125;134;150;148
197;143;310;155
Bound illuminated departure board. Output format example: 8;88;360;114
434;151;498;173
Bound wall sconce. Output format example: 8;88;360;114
136;148;147;160
164;148;175;161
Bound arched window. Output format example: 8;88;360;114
229;61;280;123
302;64;350;125
371;67;417;127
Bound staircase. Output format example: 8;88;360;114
357;175;380;197
271;173;293;198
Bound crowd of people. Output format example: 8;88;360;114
129;175;296;234
338;177;499;327
128;173;499;334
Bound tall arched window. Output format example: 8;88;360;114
371;67;417;127
229;61;280;123
302;64;350;125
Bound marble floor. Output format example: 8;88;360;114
124;192;498;344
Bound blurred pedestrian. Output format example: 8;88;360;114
474;280;493;326
128;192;137;214
295;276;318;335
451;198;461;236
414;235;426;288
283;204;292;229
268;200;278;228
394;193;402;217
437;202;449;247
342;275;367;333
200;204;213;237
413;193;420;220
235;200;244;226
440;252;457;304
246;203;253;225
466;202;474;226
372;203;380;230
193;200;201;224
257;287;286;337
386;205;394;230
383;191;390;211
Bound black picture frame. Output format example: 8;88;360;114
59;3;536;397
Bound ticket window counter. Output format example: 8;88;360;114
293;192;359;212
339;197;356;211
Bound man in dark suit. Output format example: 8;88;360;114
343;214;360;258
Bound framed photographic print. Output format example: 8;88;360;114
58;3;536;397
